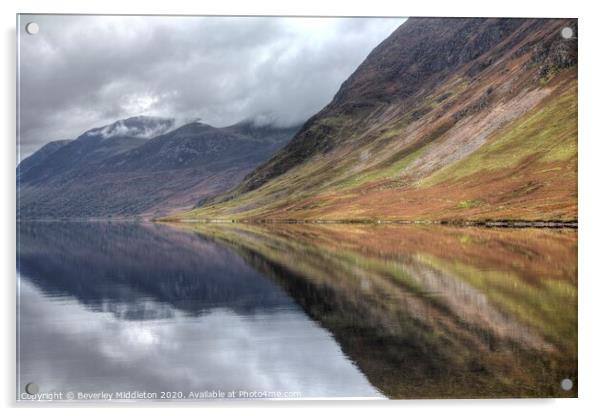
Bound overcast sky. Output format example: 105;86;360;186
18;15;405;158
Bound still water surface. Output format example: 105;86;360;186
17;221;577;400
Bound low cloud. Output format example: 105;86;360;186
87;117;177;140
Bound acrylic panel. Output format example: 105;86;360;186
16;14;578;402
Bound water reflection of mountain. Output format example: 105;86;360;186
17;222;295;320
178;223;577;399
17;221;577;399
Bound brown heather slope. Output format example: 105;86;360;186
172;18;577;222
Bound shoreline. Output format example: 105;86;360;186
17;217;578;229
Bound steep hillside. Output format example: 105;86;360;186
17;118;299;219
177;18;577;222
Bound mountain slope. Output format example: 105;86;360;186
17;140;72;180
178;18;577;222
18;118;299;219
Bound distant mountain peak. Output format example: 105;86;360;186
17;114;299;219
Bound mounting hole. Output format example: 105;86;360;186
25;22;39;35
25;382;39;395
561;27;573;39
560;378;573;391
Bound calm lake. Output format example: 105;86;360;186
17;221;577;400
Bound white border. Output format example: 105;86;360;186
3;0;601;414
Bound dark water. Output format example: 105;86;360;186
17;221;577;400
